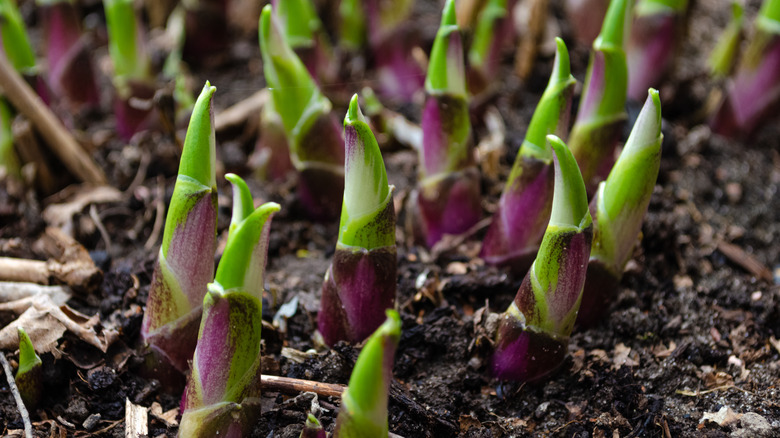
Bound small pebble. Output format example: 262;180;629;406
725;182;742;204
82;413;101;431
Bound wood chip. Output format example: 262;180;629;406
716;241;773;282
125;399;148;438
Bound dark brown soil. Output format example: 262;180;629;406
1;0;779;437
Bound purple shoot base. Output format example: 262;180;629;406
114;81;156;141
491;313;567;382
575;259;620;328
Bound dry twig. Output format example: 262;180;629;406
0;353;33;438
260;375;345;398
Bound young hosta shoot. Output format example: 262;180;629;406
141;83;218;374
259;4;345;220
319;94;396;346
0;0;36;75
364;0;424;101
481;38;576;274
492;136;593;382
709;2;744;78
272;0;334;83
626;0;689;101
15;327;42;409
565;0;610;46
567;0;630;192
103;0;155;140
37;0;100;109
301;414;327;438
0;98;20;178
339;0;366;52
333;310;401;438
711;0;780;137
410;0;481;248
179;176;280;437
251;94;294;181
467;0;514;94
577;89;662;327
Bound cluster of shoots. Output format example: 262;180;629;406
141;83;217;375
180;176;279;437
319;94;396;346
259;4;344;221
711;0;780;137
566;0;629;192
409;0;481;248
481;38;576;273
103;0;155;140
626;0;690;101
15;327;43;409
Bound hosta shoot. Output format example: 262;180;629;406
301;414;327;438
711;0;780;137
179;175;279;437
709;2;744;78
319;94;396;346
333;310;401;438
481;38;576;273
259;4;345;220
15;327;42;409
0;0;36;75
272;0;333;82
577;89;661;326
567;0;630;192
141;83;218;374
410;0;481;248
626;0;689;101
492;136;593;382
467;0;514;94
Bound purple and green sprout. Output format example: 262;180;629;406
319;94;396;346
259;4;345;220
300;414;327;438
410;0;481;248
708;2;744;79
103;0;155;140
492;136;593;382
333;310;401;438
272;0;334;83
179;175;279;437
467;0;515;94
567;0;629;192
15;327;42;409
577;89;662;327
565;0;610;47
626;0;689;101
37;0;100;110
141;83;218;375
712;0;780;137
481;38;576;274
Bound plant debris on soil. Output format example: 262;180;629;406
1;0;779;437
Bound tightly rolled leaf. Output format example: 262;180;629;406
410;0;481;248
481;38;576;273
179;175;280;437
38;0;100;109
333;310;402;438
626;0;689;101
467;0;514;94
339;0;366;52
567;0;630;192
709;2;744;78
492;136;593;382
259;5;344;220
141;83;218;374
15;327;43;409
301;414;327;438
577;89;662;327
272;0;334;83
103;0;155;140
711;0;780;137
319;94;396;346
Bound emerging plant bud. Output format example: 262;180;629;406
333;310;402;438
103;0;155;140
37;0;100;110
481;38;576;274
339;0;366;52
409;0;481;248
626;0;689;101
567;0;630;192
301;414;327;438
141;83;218;375
467;0;515;94
15;327;43;409
259;4;345;220
711;0;780;137
709;2;744;78
272;0;334;83
577;89;662;327
319;94;396;346
492;136;593;382
179;175;280;437
251;94;294;181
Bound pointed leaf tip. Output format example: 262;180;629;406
179;82;217;188
548;135;589;228
442;0;457;26
596;0;629;49
346;94;362;125
552;37;572;82
225;173;255;230
17;327;41;374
